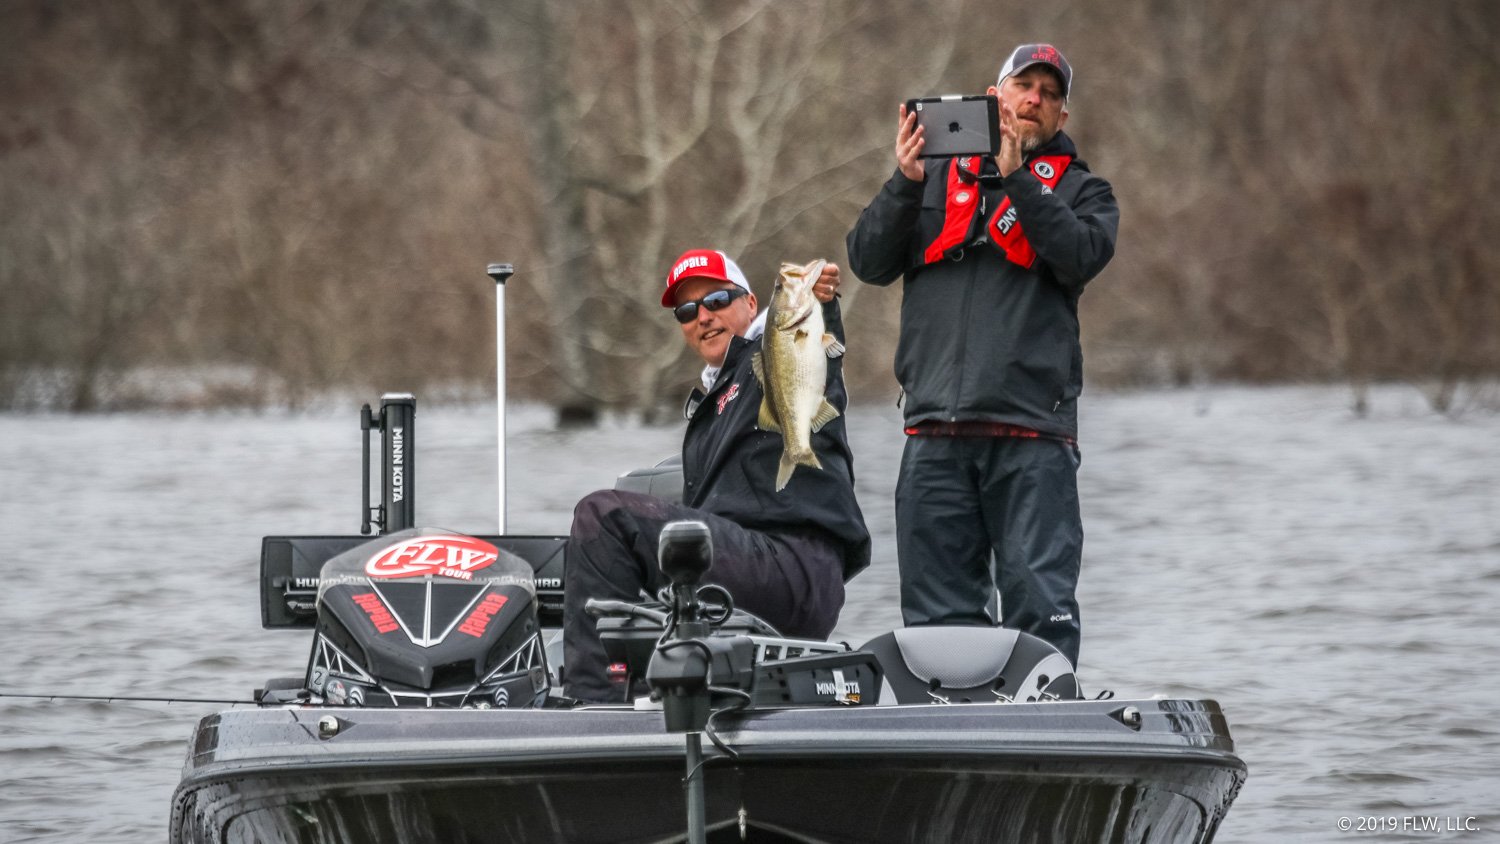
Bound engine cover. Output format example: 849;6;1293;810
308;528;548;708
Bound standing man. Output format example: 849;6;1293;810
846;44;1118;667
562;249;871;703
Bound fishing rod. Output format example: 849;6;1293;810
0;692;264;706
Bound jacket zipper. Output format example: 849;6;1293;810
944;180;995;420
947;257;979;420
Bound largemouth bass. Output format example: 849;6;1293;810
752;259;846;491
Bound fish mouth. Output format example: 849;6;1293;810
774;298;816;331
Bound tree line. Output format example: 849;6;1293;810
2;0;1496;419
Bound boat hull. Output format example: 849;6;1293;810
171;699;1245;843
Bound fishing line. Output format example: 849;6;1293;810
0;692;263;706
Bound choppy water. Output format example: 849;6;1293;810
2;384;1497;842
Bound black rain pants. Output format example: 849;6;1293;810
895;435;1083;666
562;489;845;703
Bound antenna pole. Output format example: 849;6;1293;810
487;263;514;534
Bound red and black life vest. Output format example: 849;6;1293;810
920;154;1072;269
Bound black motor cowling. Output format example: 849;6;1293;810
307;527;548;708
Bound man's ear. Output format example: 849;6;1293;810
986;83;999;97
1058;109;1069;131
744;293;757;313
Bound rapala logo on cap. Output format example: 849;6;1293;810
673;254;711;280
366;535;500;581
1032;45;1059;63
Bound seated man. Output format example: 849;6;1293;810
562;248;871;703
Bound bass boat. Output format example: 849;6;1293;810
170;268;1245;843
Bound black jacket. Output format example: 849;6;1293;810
681;300;871;581
846;130;1119;439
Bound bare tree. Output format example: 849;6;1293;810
5;0;1499;415
398;0;964;422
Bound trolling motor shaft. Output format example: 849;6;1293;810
646;521;758;729
646;521;761;844
649;521;717;733
361;393;416;535
647;520;715;844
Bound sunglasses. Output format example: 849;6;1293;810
672;287;748;324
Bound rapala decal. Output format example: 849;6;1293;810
365;535;500;581
717;383;741;415
458;593;509;637
352;592;399;634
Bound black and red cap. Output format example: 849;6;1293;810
998;43;1072;100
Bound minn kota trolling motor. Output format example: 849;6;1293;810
645;520;753;844
582;520;887;842
360;393;416;535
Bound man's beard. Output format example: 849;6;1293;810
1021;128;1044;153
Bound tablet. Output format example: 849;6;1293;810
906;95;1000;159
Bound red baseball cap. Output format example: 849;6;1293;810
661;248;751;307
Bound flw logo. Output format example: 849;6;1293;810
365;535;499;581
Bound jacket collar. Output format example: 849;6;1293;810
1029;130;1085;170
694;311;766;393
1033;129;1075;158
685;330;760;419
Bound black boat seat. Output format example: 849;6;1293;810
860;626;1079;704
614;454;685;501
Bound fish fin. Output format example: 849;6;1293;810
822;334;845;359
751;350;765;386
809;398;842;433
757;398;782;433
776;448;823;492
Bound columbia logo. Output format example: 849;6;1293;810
1050;613;1074;623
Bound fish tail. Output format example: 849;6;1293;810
776;447;823;492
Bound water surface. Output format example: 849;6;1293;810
1;384;1496;841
